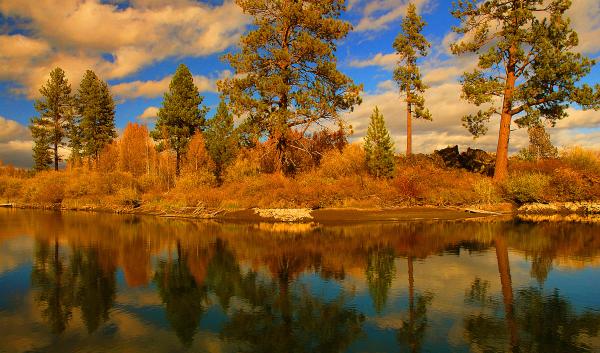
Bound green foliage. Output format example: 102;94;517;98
366;247;396;313
31;67;75;170
393;2;431;120
205;100;238;183
504;172;551;203
218;0;362;151
364;107;396;178
451;0;600;136
151;64;208;175
77;70;116;162
519;125;558;160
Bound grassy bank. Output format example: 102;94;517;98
1;145;599;215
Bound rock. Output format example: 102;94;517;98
433;146;495;175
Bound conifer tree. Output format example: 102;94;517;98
451;0;600;180
393;2;431;156
30;123;53;171
151;64;207;176
205;100;238;184
31;67;74;171
78;70;116;165
364;107;396;178
519;124;558;160
218;0;362;172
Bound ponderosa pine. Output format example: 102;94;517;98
393;2;432;156
205;100;238;184
30;124;53;171
151;64;208;176
364;107;396;178
218;0;362;173
451;0;600;180
31;67;74;171
78;70;116;166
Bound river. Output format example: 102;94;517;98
0;208;599;352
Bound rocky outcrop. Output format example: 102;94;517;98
434;146;495;175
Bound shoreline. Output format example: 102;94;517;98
4;201;600;223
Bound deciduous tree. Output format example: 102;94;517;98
151;64;208;176
393;2;432;156
451;0;600;180
364;107;396;178
218;0;362;173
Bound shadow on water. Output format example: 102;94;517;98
1;208;600;352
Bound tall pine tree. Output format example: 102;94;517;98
78;70;116;165
451;0;600;180
31;67;74;171
151;64;207;176
364;107;396;178
30;123;53;171
218;0;362;173
205;99;238;184
393;2;431;156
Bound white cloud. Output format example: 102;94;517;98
567;0;600;54
0;0;251;98
349;53;398;70
0;116;33;167
137;106;159;120
352;0;432;32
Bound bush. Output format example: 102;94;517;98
318;144;366;179
224;148;261;182
504;172;551;203
473;178;502;204
561;147;600;173
22;171;67;204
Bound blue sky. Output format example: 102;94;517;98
1;0;599;167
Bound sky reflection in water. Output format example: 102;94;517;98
0;209;599;352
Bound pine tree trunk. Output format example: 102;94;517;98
406;94;412;157
494;45;517;181
54;142;59;171
175;150;181;177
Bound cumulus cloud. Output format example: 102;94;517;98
568;0;600;54
352;0;432;32
111;71;225;100
0;116;33;168
137;106;160;121
0;0;251;98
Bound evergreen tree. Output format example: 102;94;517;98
30;121;53;171
451;0;600;180
364;107;396;178
218;0;362;173
151;64;208;176
205;100;238;183
393;2;432;156
31;67;74;171
78;70;116;165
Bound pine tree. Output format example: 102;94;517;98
451;0;600;180
31;67;74;171
30;121;53;171
364;107;396;178
218;0;362;173
393;2;432;156
151;64;208;176
78;70;116;166
205;100;238;184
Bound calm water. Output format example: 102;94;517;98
1;209;599;352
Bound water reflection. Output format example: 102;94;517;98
1;209;600;352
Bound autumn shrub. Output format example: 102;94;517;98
560;147;600;174
549;167;590;201
114;187;141;207
473;178;502;204
0;176;22;202
224;148;261;182
318;144;366;179
22;171;67;204
503;172;551;204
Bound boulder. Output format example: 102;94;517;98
433;145;495;175
434;145;462;168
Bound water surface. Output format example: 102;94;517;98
1;209;599;352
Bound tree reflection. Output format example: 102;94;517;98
397;256;433;353
204;238;365;353
71;247;116;333
31;238;75;334
154;240;208;347
366;246;396;313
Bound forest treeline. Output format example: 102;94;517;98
1;0;600;210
